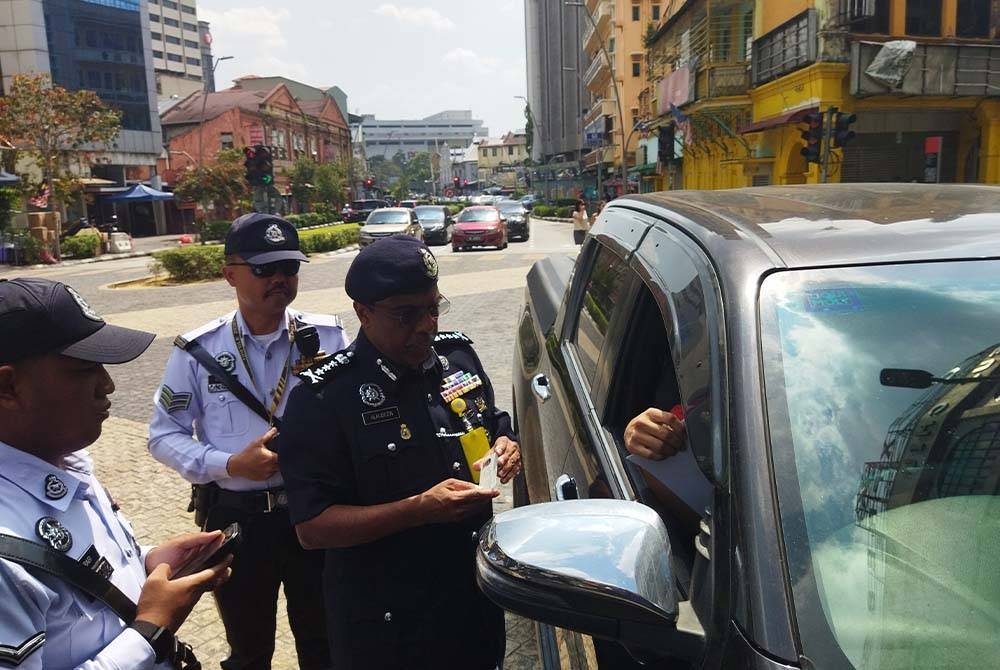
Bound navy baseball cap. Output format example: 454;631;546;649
0;278;155;364
345;236;439;304
224;213;308;264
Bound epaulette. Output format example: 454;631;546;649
434;331;474;345
296;348;355;388
179;312;233;343
295;310;343;329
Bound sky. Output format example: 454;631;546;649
198;1;528;138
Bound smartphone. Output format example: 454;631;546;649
478;451;499;490
171;522;242;579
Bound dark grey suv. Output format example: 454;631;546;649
479;184;1000;670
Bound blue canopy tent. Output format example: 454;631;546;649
0;170;20;185
105;184;173;237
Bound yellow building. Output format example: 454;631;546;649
579;0;654;197
477;132;528;190
645;0;1000;189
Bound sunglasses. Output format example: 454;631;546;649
368;295;451;328
226;260;301;277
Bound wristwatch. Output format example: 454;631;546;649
130;620;176;664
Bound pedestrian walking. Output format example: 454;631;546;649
278;235;522;670
0;277;231;669
572;199;589;245
148;213;348;670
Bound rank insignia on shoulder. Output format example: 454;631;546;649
35;517;72;552
298;349;355;387
158;385;192;413
0;632;45;666
434;331;473;345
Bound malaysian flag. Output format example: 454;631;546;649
669;103;693;146
29;181;50;209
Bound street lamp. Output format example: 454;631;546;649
198;55;234;164
565;1;628;191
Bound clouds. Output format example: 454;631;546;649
199;7;291;49
442;48;500;73
374;4;456;31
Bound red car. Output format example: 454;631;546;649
452;206;508;252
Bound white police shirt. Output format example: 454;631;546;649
0;441;166;669
149;308;349;491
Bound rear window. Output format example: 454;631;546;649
458;209;498;223
367;211;409;224
352;200;382;210
414;207;445;221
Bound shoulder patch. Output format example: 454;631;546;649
179;312;233;343
0;632;45;666
294;311;344;329
434;331;474;345
296;349;355;388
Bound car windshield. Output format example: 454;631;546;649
366;211;409;225
759;261;1000;670
458;210;498;223
497;203;525;215
352;201;380;210
414;207;445;222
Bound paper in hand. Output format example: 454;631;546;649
478;450;499;490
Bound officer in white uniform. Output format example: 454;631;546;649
148;213;348;670
0;278;230;669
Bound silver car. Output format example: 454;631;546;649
358;208;424;247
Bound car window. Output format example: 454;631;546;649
458;209;498;223
367;211;409;224
569;243;631;390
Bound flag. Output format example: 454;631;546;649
668;103;693;146
29;181;50;209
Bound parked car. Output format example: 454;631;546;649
399;199;419;209
452;206;507;252
496;200;530;241
413;205;454;245
518;193;541;210
358;207;423;247
342;199;388;223
478;184;1000;670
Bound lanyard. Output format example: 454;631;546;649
230;316;294;424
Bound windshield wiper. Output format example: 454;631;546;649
879;368;1000;388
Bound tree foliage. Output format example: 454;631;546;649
287;157;316;211
0;73;121;210
173;148;249;216
524;103;534;162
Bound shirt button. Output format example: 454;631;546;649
125;548;133;558
426;393;434;403
384;611;392;623
452;461;462;472
218;395;226;401
387;443;397;452
265;352;272;360
471;531;479;542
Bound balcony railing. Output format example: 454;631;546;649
583;1;612;53
582;145;614;168
582;98;615;128
584;51;610;88
695;63;750;99
851;40;1000;97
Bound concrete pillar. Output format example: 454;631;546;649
977;101;1000;185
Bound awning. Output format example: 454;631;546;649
80;177;117;186
627;162;659;176
738;107;818;134
106;183;174;201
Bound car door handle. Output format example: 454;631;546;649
554;474;578;501
531;373;551;403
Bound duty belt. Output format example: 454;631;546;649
213;485;288;513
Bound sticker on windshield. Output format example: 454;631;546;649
802;288;864;314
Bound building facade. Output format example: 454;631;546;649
354;110;487;162
147;0;206;99
524;0;588;164
477;132;528;189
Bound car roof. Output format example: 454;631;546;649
370;207;411;213
618;184;1000;269
461;205;498;211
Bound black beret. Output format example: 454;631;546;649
345;236;439;304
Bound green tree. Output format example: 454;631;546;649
287;157;316;212
402;152;433;193
368;155;402;193
173;148;249;234
313;161;344;208
0;74;121;216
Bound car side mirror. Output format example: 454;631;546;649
476;500;704;662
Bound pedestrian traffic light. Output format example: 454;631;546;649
658;124;676;162
800;112;824;164
256;145;274;186
833;111;857;148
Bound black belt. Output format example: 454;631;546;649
212;485;288;513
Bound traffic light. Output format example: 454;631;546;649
658;124;676;162
256;145;274;186
244;146;260;186
452;176;460;188
799;112;824;164
833;111;857;148
364;176;374;189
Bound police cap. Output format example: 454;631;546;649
224;213;308;264
0;278;154;364
345;235;439;305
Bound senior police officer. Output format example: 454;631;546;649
0;278;231;669
279;236;523;670
148;213;348;670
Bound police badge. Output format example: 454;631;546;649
359;383;386;408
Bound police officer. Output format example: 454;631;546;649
0;278;231;668
279;236;522;670
148;213;348;670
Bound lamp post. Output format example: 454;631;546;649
197;55;233;165
565;1;628;192
623;119;649;192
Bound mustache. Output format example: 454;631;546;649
265;285;291;297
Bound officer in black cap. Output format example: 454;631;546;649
0;278;231;668
279;236;522;670
149;213;346;669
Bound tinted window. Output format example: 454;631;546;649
366;211;409;224
414;206;445;221
572;244;630;388
457;209;499;223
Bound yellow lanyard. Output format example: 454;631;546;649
230;316;294;424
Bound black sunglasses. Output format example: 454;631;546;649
226;260;301;277
367;295;451;328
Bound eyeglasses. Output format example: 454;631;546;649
226;260;301;277
367;295;451;328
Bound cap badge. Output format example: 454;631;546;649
44;474;67;500
36;516;73;552
439;355;450;371
419;248;438;279
264;223;286;245
359;383;386;408
64;286;102;322
216;352;237;373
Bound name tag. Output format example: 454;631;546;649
362;406;400;426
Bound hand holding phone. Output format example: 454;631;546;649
171;522;241;579
478;450;499;491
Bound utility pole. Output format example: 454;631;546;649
197;55;233;164
820;105;835;184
